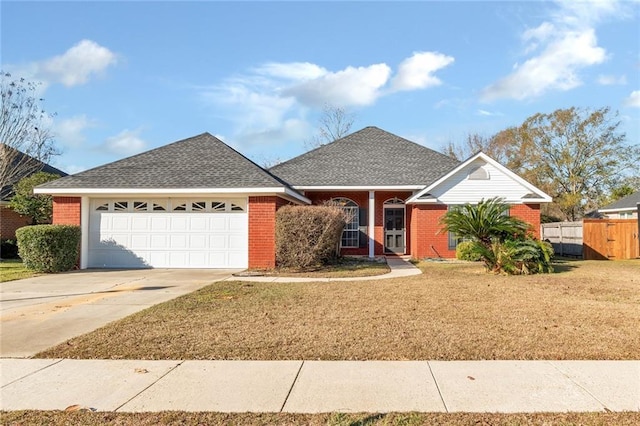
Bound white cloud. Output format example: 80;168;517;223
624;90;640;108
254;62;327;81
201;51;453;149
597;74;627;85
40;40;117;87
284;63;391;107
476;109;504;117
482;28;606;101
54;115;96;147
391;52;454;91
8;40;117;89
99;129;147;156
480;0;625;102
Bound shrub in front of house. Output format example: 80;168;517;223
16;225;81;272
456;241;482;261
276;205;347;270
1;238;20;259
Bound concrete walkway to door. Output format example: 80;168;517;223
0;268;240;358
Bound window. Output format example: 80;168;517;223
212;201;226;212
95;202;109;211
331;198;359;248
133;201;148;212
113;201;129;211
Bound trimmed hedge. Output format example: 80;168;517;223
276;205;346;270
16;225;81;272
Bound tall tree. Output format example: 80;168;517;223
510;107;637;221
1;72;59;190
442;107;639;221
304;104;355;150
9;172;61;224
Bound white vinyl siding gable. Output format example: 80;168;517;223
428;159;536;204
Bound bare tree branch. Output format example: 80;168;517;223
304;104;356;150
1;72;59;190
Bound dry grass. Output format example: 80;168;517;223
37;259;640;360
0;260;36;282
2;411;640;426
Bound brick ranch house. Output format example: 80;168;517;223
0;147;67;239
35;127;551;269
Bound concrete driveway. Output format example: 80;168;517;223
0;268;240;358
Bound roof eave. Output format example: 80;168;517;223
295;185;425;191
33;186;311;204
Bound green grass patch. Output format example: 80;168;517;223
0;259;37;282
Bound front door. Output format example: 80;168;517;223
384;208;405;254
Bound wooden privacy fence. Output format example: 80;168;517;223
540;222;583;257
583;219;639;260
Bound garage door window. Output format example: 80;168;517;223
93;199;245;213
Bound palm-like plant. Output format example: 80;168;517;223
440;198;553;275
439;197;529;248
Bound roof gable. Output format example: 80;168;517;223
599;190;640;212
0;145;68;201
269;126;460;187
37;133;293;191
406;152;552;204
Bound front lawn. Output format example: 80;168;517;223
0;259;36;282
36;259;640;360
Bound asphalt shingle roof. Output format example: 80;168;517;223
1;145;68;201
599;190;640;211
38;133;290;189
269;126;460;187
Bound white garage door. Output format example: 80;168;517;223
88;198;248;268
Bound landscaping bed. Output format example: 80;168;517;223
236;256;390;278
36;259;640;361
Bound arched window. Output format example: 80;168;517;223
331;197;359;248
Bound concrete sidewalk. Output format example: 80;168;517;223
1;359;638;413
227;256;422;283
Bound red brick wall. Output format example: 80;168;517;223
409;204;454;259
0;206;31;239
248;196;280;269
511;203;541;238
52;197;81;225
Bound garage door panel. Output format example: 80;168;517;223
131;217;150;231
170;217;188;231
150;217;169;231
111;216;130;231
89;199;248;268
130;234;149;249
209;216;227;231
189;234;208;249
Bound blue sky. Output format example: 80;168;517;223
2;1;639;174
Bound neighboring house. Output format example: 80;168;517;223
598;191;640;219
0;150;67;239
35;127;551;269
